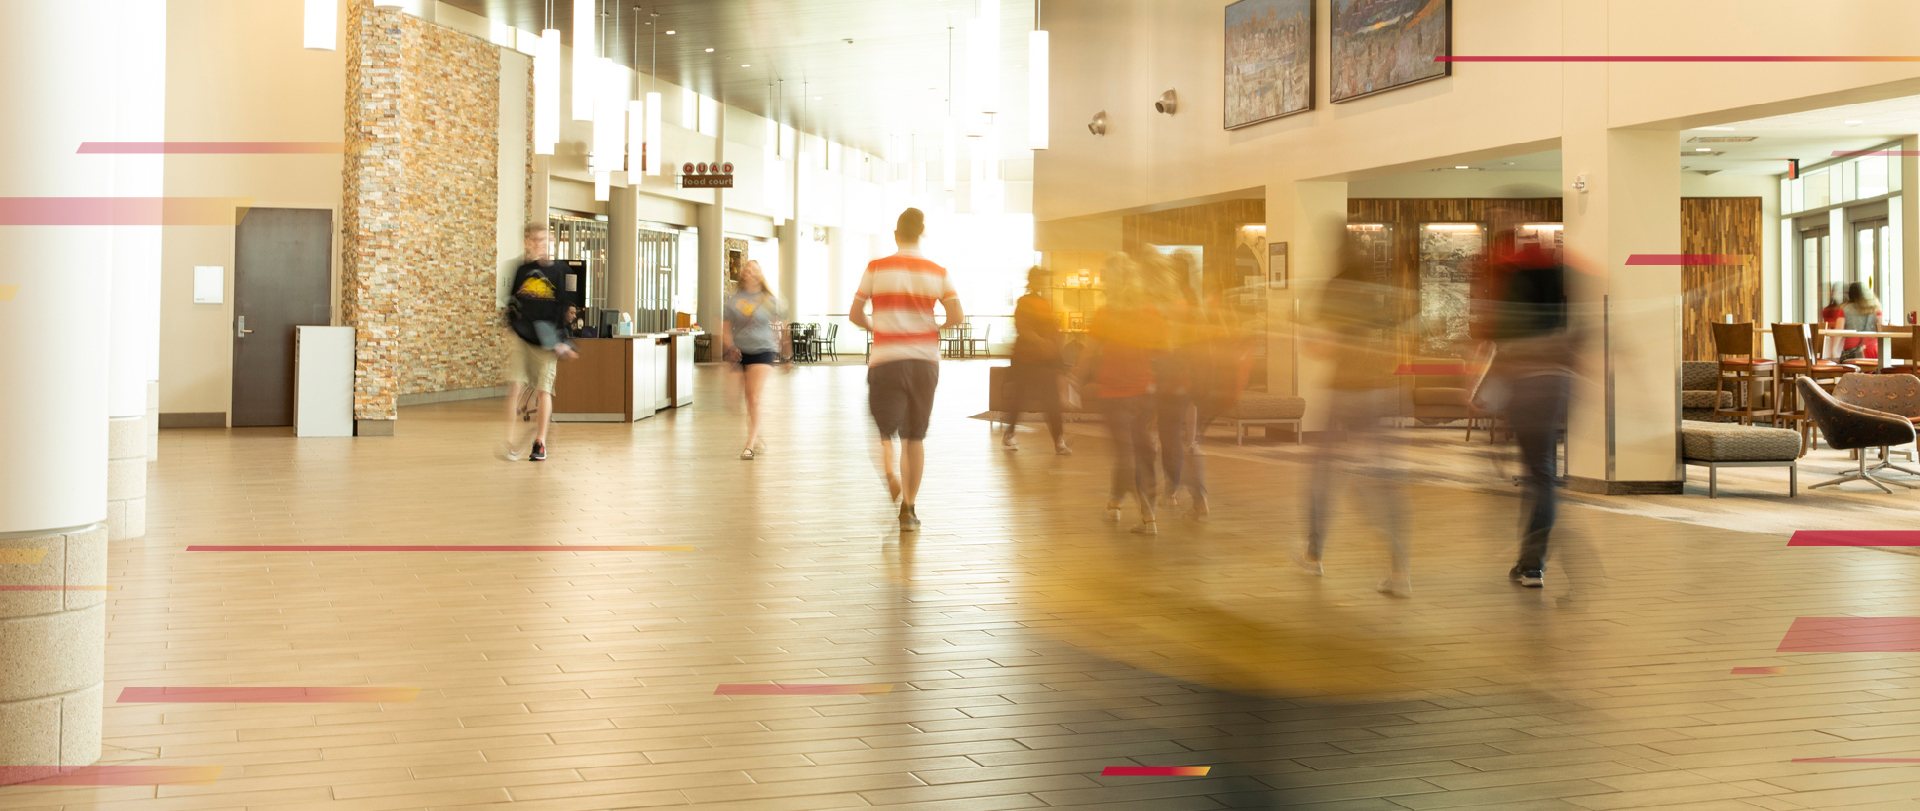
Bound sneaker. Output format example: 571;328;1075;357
1131;520;1158;536
1103;502;1123;523
494;442;522;462
899;504;920;531
1510;567;1543;588
529;441;547;462
1290;546;1323;576
1377;575;1412;598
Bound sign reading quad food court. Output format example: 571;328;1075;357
679;162;734;189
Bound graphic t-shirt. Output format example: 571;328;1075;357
725;292;781;354
852;249;960;366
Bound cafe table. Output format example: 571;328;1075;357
1823;328;1910;369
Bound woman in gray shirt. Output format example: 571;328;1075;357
720;260;787;459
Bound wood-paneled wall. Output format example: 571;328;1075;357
1681;197;1763;361
1121;199;1266;295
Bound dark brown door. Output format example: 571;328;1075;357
232;208;332;427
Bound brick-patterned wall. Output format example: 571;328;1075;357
343;0;508;421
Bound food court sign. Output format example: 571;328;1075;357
679;162;734;189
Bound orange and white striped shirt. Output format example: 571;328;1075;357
854;250;960;366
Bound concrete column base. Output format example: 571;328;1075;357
146;380;159;460
0;524;107;783
106;418;146;541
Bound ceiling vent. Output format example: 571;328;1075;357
1688;136;1757;143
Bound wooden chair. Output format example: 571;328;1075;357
1711;322;1776;426
1879;324;1920;375
1772;323;1857;452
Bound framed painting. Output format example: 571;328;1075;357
1268;242;1289;289
1330;0;1451;103
1224;0;1314;129
1416;222;1484;357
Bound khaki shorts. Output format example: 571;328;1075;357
506;339;559;395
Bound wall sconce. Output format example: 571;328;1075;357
1155;90;1178;115
1571;174;1590;193
1088;111;1108;136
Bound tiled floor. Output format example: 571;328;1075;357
10;361;1920;809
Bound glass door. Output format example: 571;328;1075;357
1799;222;1830;321
1853;217;1890;305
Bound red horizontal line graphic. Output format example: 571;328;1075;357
0;198;253;226
1730;666;1782;675
1792;758;1920;763
1102;766;1212;776
78;141;357;154
1442;56;1920;63
714;684;894;695
0;765;223;786
1626;254;1746;265
0;585;116;591
1789;531;1920;547
1778;617;1920;653
117;686;420;703
1834;150;1920;157
187;544;693;552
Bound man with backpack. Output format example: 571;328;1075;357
498;223;578;462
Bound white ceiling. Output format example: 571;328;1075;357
440;0;1038;161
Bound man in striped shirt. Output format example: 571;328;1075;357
850;208;964;531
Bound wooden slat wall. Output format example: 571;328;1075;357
1681;197;1763;361
1347;198;1564;356
1121;199;1267;295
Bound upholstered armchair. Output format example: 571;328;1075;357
1800;376;1920;492
1834;373;1920;423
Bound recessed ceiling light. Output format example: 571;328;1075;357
1846;119;1864;125
813;96;822;100
741;63;750;67
704;47;714;52
1454;165;1470;169
1694;147;1712;152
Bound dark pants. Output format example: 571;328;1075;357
1006;359;1064;442
869;360;939;440
1154;392;1203;500
1509;373;1568;571
1099;395;1157;509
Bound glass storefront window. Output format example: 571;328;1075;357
1805;170;1832;209
1841;160;1857;203
1860;154;1890;199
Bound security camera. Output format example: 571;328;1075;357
1155;90;1178;115
1088;111;1108;136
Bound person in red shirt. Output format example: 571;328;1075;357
1079;257;1169;535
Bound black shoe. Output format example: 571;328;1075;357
529;441;547;462
1509;566;1543;587
899;504;920;531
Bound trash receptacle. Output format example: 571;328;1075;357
694;333;712;362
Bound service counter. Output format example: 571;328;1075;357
551;332;698;422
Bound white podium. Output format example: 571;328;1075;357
295;326;354;437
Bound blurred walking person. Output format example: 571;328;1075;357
850;208;963;531
1478;234;1574;588
1149;254;1208;520
720;260;788;460
1297;250;1412;596
498;224;578;462
1003;266;1070;455
1080;258;1167;535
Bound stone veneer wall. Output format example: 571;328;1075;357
343;0;512;422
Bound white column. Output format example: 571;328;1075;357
108;0;166;540
778;146;802;309
1562;10;1683;492
0;0;120;779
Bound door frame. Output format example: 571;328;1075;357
224;203;341;425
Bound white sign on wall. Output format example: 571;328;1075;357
193;266;224;304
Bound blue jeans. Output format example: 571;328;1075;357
1099;395;1157;511
1509;373;1568;571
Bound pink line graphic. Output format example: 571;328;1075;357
1442;56;1920;63
0;765;223;786
78;142;355;154
1778;617;1920;653
1730;667;1781;675
117;686;420;703
187;544;694;552
1626;254;1746;265
714;684;894;696
0;198;253;226
1792;758;1920;763
1789;531;1920;547
1102;766;1212;776
0;585;115;592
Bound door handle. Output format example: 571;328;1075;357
236;315;253;338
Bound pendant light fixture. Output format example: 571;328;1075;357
572;0;595;121
644;12;662;176
968;0;1001;122
627;6;643;176
943;25;958;192
303;0;337;50
594;171;611;201
535;0;560;154
765;84;784;222
1029;0;1048;150
591;5;625;176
